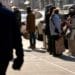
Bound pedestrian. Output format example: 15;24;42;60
26;7;36;49
62;14;72;51
0;3;24;75
45;6;55;53
45;6;56;52
49;8;62;56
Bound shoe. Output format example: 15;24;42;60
53;53;62;57
32;45;35;49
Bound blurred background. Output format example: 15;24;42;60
0;0;75;9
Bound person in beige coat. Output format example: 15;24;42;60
26;7;36;49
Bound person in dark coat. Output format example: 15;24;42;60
45;6;56;52
26;7;36;49
0;3;24;75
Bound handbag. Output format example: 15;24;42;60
62;25;71;37
61;20;72;37
55;36;65;54
65;28;71;36
23;31;29;39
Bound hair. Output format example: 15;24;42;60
27;7;32;14
54;9;59;14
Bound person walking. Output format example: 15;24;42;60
26;7;36;49
0;3;24;75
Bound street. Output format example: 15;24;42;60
7;36;75;75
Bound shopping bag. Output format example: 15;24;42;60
55;36;65;54
23;31;29;39
20;25;29;39
62;25;67;31
65;28;71;36
61;21;72;38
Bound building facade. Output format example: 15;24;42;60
0;0;21;9
30;0;52;9
51;0;75;8
0;0;75;9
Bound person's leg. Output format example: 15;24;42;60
29;32;33;48
0;60;9;75
64;38;68;49
32;32;36;48
48;35;54;54
51;36;56;55
33;33;36;46
47;34;51;52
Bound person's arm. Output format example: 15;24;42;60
52;15;61;33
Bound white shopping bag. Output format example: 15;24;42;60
66;28;71;36
63;25;67;31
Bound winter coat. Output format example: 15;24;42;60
45;13;50;35
26;12;35;33
49;14;61;36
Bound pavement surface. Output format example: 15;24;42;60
7;36;75;75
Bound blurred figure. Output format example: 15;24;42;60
45;9;51;51
45;4;53;36
45;9;51;36
0;3;24;75
49;8;62;56
62;14;72;50
26;7;36;49
45;6;56;52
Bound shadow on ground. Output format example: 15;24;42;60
59;54;75;62
23;48;47;53
23;49;32;52
33;48;47;53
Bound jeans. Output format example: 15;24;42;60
29;32;36;46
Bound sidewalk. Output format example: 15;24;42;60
7;36;75;75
